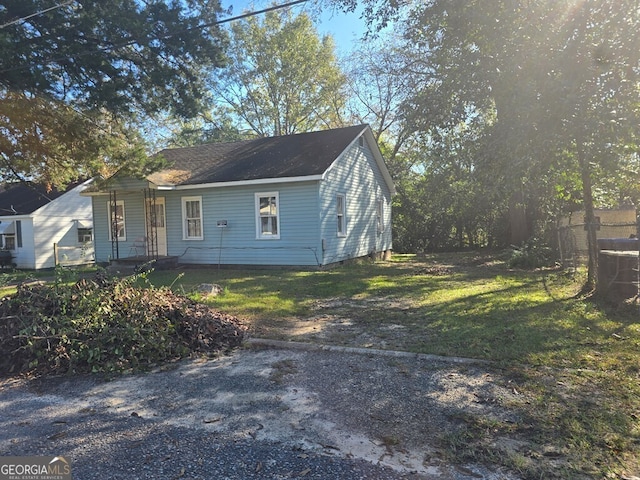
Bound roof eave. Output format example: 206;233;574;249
364;128;396;195
0;214;32;221
170;174;324;190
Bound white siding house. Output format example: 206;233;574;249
0;180;94;269
84;125;395;268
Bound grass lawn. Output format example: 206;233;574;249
0;269;63;297
147;251;640;479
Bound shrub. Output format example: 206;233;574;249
508;238;554;269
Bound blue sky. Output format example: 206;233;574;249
219;0;368;54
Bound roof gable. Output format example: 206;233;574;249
150;125;371;187
0;182;75;216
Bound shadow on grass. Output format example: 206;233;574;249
147;257;638;367
24;254;637;478
141;255;640;478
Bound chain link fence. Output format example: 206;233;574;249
556;209;638;269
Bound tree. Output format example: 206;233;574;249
343;40;414;164
214;8;347;137
164;107;246;148
331;0;640;287
0;92;155;187
0;0;228;186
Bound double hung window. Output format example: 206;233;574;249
376;199;384;233
78;228;93;244
182;196;203;240
256;193;279;239
4;235;15;250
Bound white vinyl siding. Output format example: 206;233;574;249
182;196;203;240
255;192;280;239
318;138;393;264
21;180;95;269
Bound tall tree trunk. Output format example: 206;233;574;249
509;187;529;245
576;136;598;290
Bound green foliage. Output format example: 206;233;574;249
166;109;248;148
400;0;640;279
0;269;246;376
0;0;226;117
215;8;347;136
508;238;554;269
0;0;228;187
0;94;155;186
391;132;510;253
330;0;640;269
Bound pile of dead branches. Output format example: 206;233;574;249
0;273;248;377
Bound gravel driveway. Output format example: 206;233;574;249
0;342;520;479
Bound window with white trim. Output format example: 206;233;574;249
376;199;384;233
78;228;93;244
255;192;280;239
336;194;346;237
182;196;203;240
108;200;126;241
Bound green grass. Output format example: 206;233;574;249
3;254;636;478
146;252;640;479
0;269;56;297
147;254;592;364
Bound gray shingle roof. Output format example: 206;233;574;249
0;182;73;215
150;124;369;186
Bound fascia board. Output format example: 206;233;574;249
364;128;397;195
164;174;324;191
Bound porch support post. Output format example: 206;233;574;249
109;190;119;260
144;188;159;260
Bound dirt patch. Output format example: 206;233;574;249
250;256;501;350
277;295;424;350
410;265;455;276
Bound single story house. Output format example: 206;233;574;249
84;124;395;268
0;180;94;269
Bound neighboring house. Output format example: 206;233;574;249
0;180;95;269
84;124;395;268
559;207;637;252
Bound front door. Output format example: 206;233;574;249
146;197;167;256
